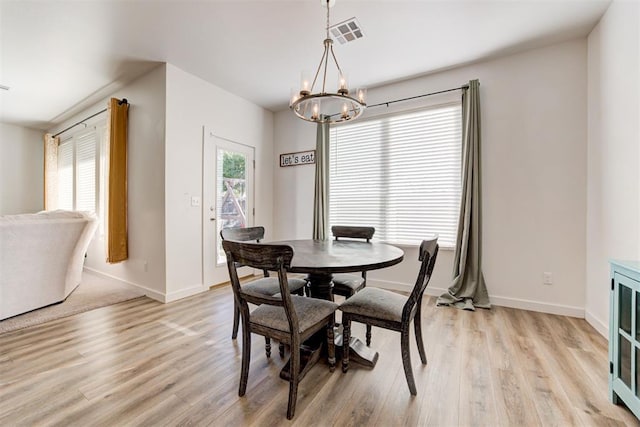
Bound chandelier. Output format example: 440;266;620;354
290;0;366;124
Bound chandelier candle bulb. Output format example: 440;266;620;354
338;73;348;95
290;88;300;107
300;71;312;96
357;88;367;104
341;103;349;119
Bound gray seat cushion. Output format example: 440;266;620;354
243;277;306;297
332;273;365;292
251;296;338;333
339;287;407;323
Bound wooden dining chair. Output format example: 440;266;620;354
220;226;306;343
223;240;338;420
339;237;439;395
330;225;375;344
330;225;375;298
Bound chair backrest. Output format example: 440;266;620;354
332;226;375;242
221;226;268;276
220;226;265;243
222;240;300;330
402;237;439;321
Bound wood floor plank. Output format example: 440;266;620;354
458;328;499;426
484;307;542;426
1;284;638;426
417;303;463;426
504;308;581;426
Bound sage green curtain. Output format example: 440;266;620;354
313;120;330;240
437;80;490;310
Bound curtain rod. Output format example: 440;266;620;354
53;98;128;138
367;84;468;110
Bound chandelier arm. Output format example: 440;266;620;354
329;43;345;82
310;44;328;94
321;42;331;94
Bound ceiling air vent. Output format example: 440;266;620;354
329;17;364;45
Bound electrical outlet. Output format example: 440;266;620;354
543;272;553;285
191;196;201;207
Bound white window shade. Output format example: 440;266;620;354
55;128;100;215
329;102;462;247
76;132;97;212
57;141;73;211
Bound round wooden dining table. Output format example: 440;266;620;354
274;239;404;299
271;239;404;370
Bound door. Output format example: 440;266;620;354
203;128;255;286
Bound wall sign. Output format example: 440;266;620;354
279;150;315;167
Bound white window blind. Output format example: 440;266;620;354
56;128;100;214
57;141;74;210
329;102;462;247
76;132;97;212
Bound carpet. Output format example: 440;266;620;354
0;271;146;334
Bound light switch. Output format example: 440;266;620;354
191;196;201;207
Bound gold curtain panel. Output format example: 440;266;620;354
106;98;129;263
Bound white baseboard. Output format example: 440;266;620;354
488;295;584;318
585;310;608;339
370;279;584;318
164;284;208;303
83;267;165;302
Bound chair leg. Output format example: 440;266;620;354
232;300;240;339
327;316;336;372
366;324;372;346
287;335;301;420
265;337;271;358
342;317;351;373
401;328;417;395
239;323;251;396
414;302;427;364
279;342;285;358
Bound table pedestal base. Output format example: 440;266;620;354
279;342;322;381
279;325;378;380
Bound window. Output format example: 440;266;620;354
56;126;105;219
329;102;462;247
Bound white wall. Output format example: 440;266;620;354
0;123;43;215
50;65;168;299
164;64;274;300
586;0;640;336
274;39;588;316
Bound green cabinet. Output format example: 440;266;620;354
610;260;640;419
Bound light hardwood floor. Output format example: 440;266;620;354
1;284;638;426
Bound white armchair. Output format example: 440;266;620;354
0;210;98;320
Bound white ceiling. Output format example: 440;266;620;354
0;0;611;130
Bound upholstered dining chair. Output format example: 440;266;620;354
339;237;439;396
223;240;338;420
330;225;375;297
330;225;375;344
220;226;307;342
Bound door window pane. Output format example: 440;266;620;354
216;149;247;264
